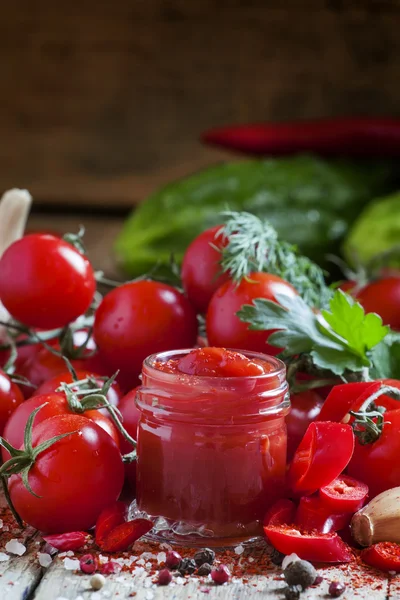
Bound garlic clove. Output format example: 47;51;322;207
351;486;400;546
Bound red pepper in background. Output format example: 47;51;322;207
319;476;369;514
98;519;153;552
95;502;127;547
263;499;297;527
289;422;355;495
42;531;88;551
201;117;400;158
295;495;351;534
361;542;400;572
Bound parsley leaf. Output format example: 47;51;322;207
237;289;388;377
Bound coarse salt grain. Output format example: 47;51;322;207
38;553;52;568
157;552;166;563
234;545;244;555
91;593;102;600
63;557;80;570
136;558;145;566
248;557;254;563
0;552;9;562
5;539;26;556
145;592;154;600
0;519;3;529
281;553;300;570
176;577;185;585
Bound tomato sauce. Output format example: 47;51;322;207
135;347;289;547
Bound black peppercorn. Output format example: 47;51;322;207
284;584;303;600
270;548;285;566
178;558;197;575
194;548;216;566
284;560;317;589
329;581;346;597
197;562;212;576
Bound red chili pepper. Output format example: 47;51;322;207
98;518;153;552
201;118;400;158
95;501;126;547
361;542;400;572
289;422;355;495
263;499;297;527
319;475;368;513
264;523;353;563
295;495;351;534
42;531;88;551
317;382;380;423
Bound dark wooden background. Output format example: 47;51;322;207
1;0;400;209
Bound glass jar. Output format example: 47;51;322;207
132;349;289;547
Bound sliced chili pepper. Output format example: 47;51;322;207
95;501;126;547
201;118;400;158
361;542;400;572
289;422;355;494
264;523;352;563
317;382;380;423
42;531;88;551
263;499;297;527
295;495;351;534
319;475;368;513
98;518;153;552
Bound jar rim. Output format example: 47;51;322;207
142;348;286;382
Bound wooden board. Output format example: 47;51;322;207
1;0;400;207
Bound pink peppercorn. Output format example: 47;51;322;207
79;554;97;575
157;568;172;585
211;565;230;585
165;550;182;570
100;560;120;575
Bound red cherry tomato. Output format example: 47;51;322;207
176;347;268;377
206;272;298;355
118;388;140;491
357;277;400;330
0;234;96;329
319;475;369;513
263;499;296;527
8;414;124;533
286;390;323;461
181;225;229;314
289;422;355;495
0;370;24;435
295;495;351;534
32;370;122;408
264;523;352;563
93;281;198;382
2;392;120;463
347;409;400;498
361;542;400;572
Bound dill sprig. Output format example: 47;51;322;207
216;211;332;308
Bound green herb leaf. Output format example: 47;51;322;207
370;333;400;380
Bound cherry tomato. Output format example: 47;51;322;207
0;370;24;435
8;414;124;533
263;499;296;527
361;542;400;572
118;388;140;491
2;392;120;463
32;369;122;408
357;277;400;330
176;347;268;377
347;409;400;498
206;272;298;355
93;281;198;381
319;475;368;513
0;234;96;329
264;523;352;563
181;225;229;314
289;422;355;495
295;495;351;534
286;390;323;461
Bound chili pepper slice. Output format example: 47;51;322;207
264;523;353;563
319;475;368;513
42;531;88;551
317;382;380;423
295;495;351;534
95;501;126;547
361;542;400;572
289;422;355;494
201;118;400;158
98;518;153;552
263;499;296;527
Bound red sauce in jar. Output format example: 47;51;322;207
135;347;289;547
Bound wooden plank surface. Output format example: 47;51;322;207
1;0;400;207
